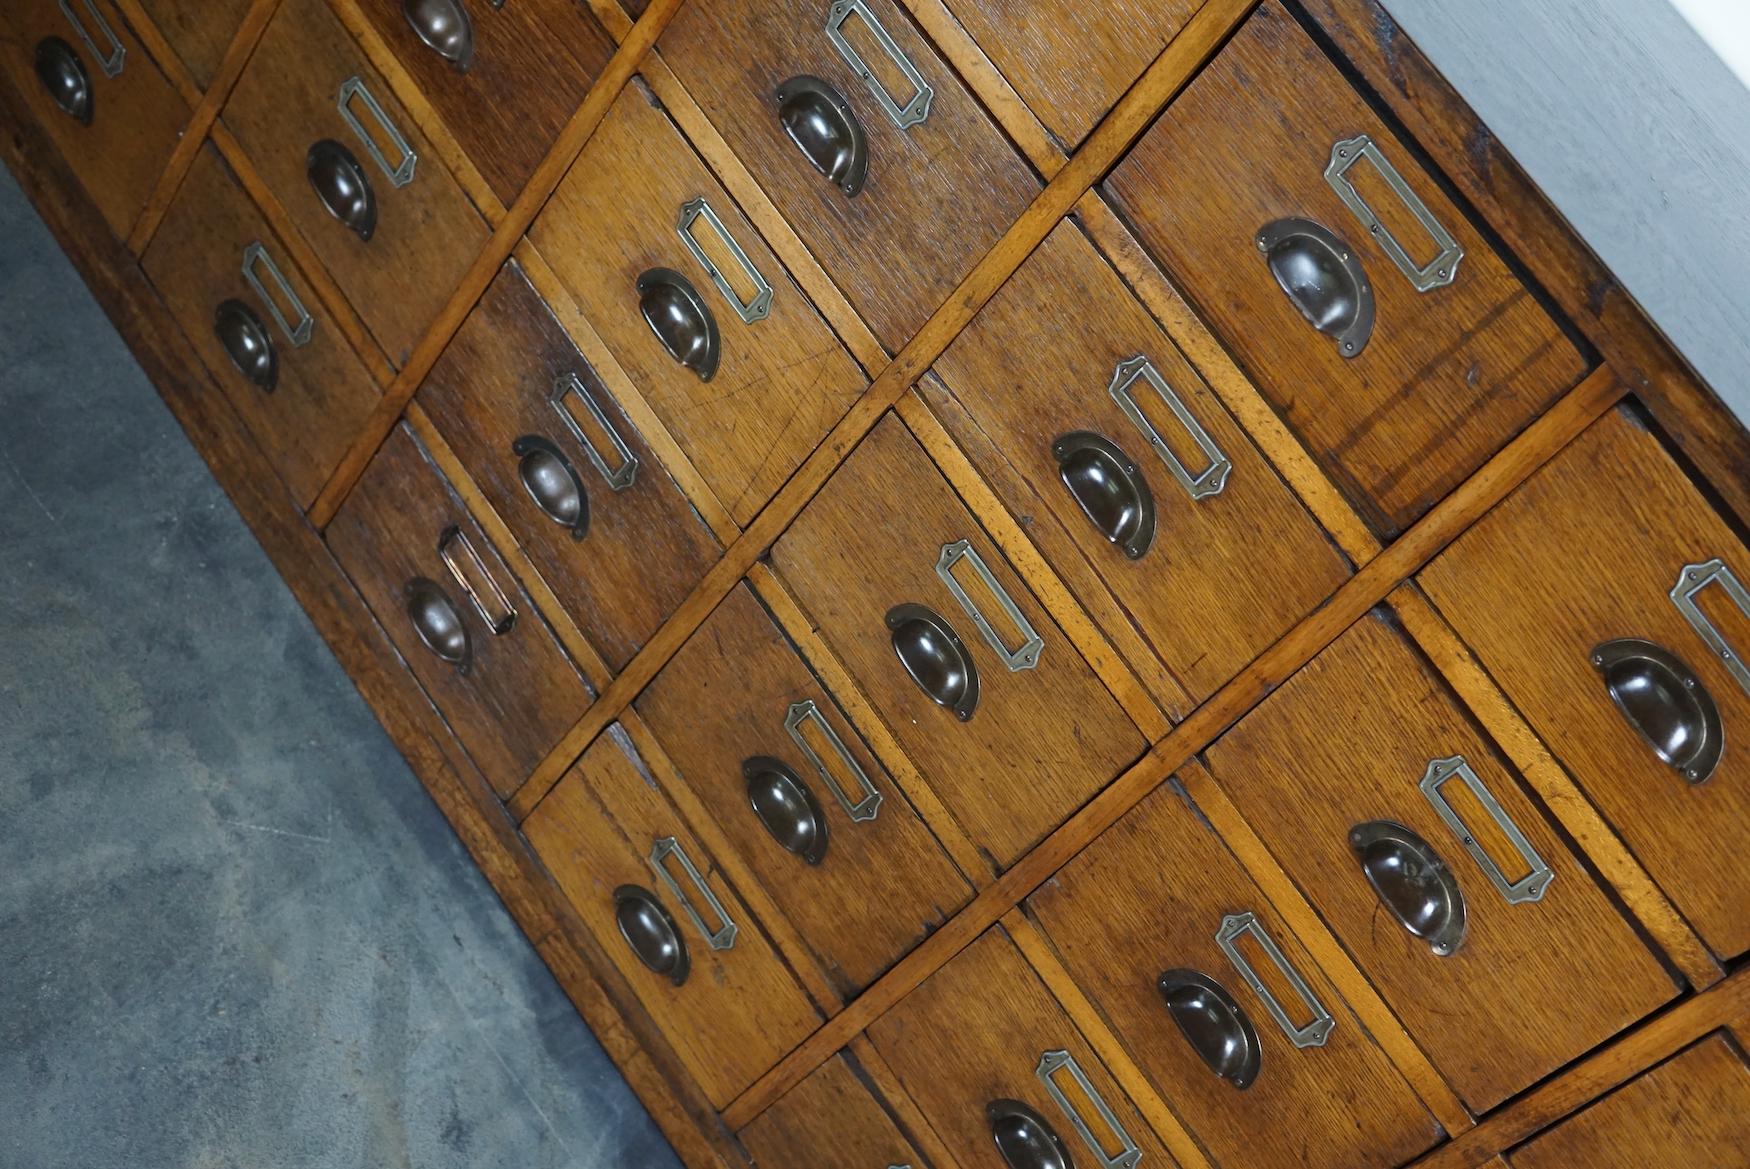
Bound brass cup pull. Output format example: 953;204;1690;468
213;298;278;392
1052;431;1156;560
403;576;471;671
307;139;378;241
1349;820;1467;956
510;435;590;541
775;74;868;197
34;37;92;125
986;1099;1074;1169
1157;969;1262;1090
613;884;690;986
742;756;830;865
637;268;720;382
886;602;980;721
1593;638;1723;784
1257;217;1375;358
402;0;474;71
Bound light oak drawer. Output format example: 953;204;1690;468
656;0;1042;348
1205;612;1677;1112
1104;1;1587;536
1422;406;1750;960
1028;764;1440;1169
137;0;250;87
0;0;188;238
349;0;615;204
224;0;489;364
523;724;824;1108
144;142;380;508
634;583;973;997
928;220;1352;705
415;259;721;672
869;927;1180;1169
327;423;596;799
739;1052;934;1169
770;414;1146;871
530;81;865;526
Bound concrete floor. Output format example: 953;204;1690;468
0;165;683;1169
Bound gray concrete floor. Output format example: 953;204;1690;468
0;165;683;1169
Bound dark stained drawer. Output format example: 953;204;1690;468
136;0;250;87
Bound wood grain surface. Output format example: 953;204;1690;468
738;1052;935;1169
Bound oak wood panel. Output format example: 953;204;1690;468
1422;407;1750;959
1206;612;1677;1111
135;0;250;87
223;0;489;363
1028;771;1441;1169
869;927;1181;1169
523;723;824;1108
770;414;1147;870
1104;0;1587;536
325;423;596;798
143;142;381;508
530;80;866;526
414;258;722;670
656;0;1042;348
738;1052;935;1169
929;219;1353;704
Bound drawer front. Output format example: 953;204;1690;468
1028;768;1439;1169
657;0;1042;347
1507;1032;1750;1169
350;0;615;203
770;415;1146;869
326;424;595;798
523;724;823;1108
930;221;1351;703
224;0;489;364
634;583;973;996
869;927;1179;1169
1205;613;1676;1112
1;0;188;238
530;82;865;527
143;143;381;508
416;259;721;671
739;1053;932;1169
1421;407;1750;959
1104;1;1587;535
136;0;250;87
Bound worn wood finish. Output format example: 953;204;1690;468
1028;769;1441;1169
135;0;251;87
325;423;596;798
738;1052;934;1169
1206;612;1677;1111
656;0;1041;348
522;723;824;1108
928;219;1353;706
771;415;1147;870
530;81;866;526
142;142;382;507
1422;407;1750;960
222;0;489;364
1106;1;1587;536
414;259;721;671
635;583;973;997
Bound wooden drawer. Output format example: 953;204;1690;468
1104;1;1587;535
1028;766;1439;1169
770;415;1146;870
869;927;1179;1169
1205;613;1677;1112
224;0;489;364
415;259;721;671
0;0;188;238
530;81;864;526
739;1052;933;1169
1506;1032;1750;1169
634;583;973;997
523;724;823;1108
349;0;615;204
136;0;250;87
143;142;380;508
656;0;1042;347
1421;406;1750;960
928;220;1351;705
326;423;595;799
